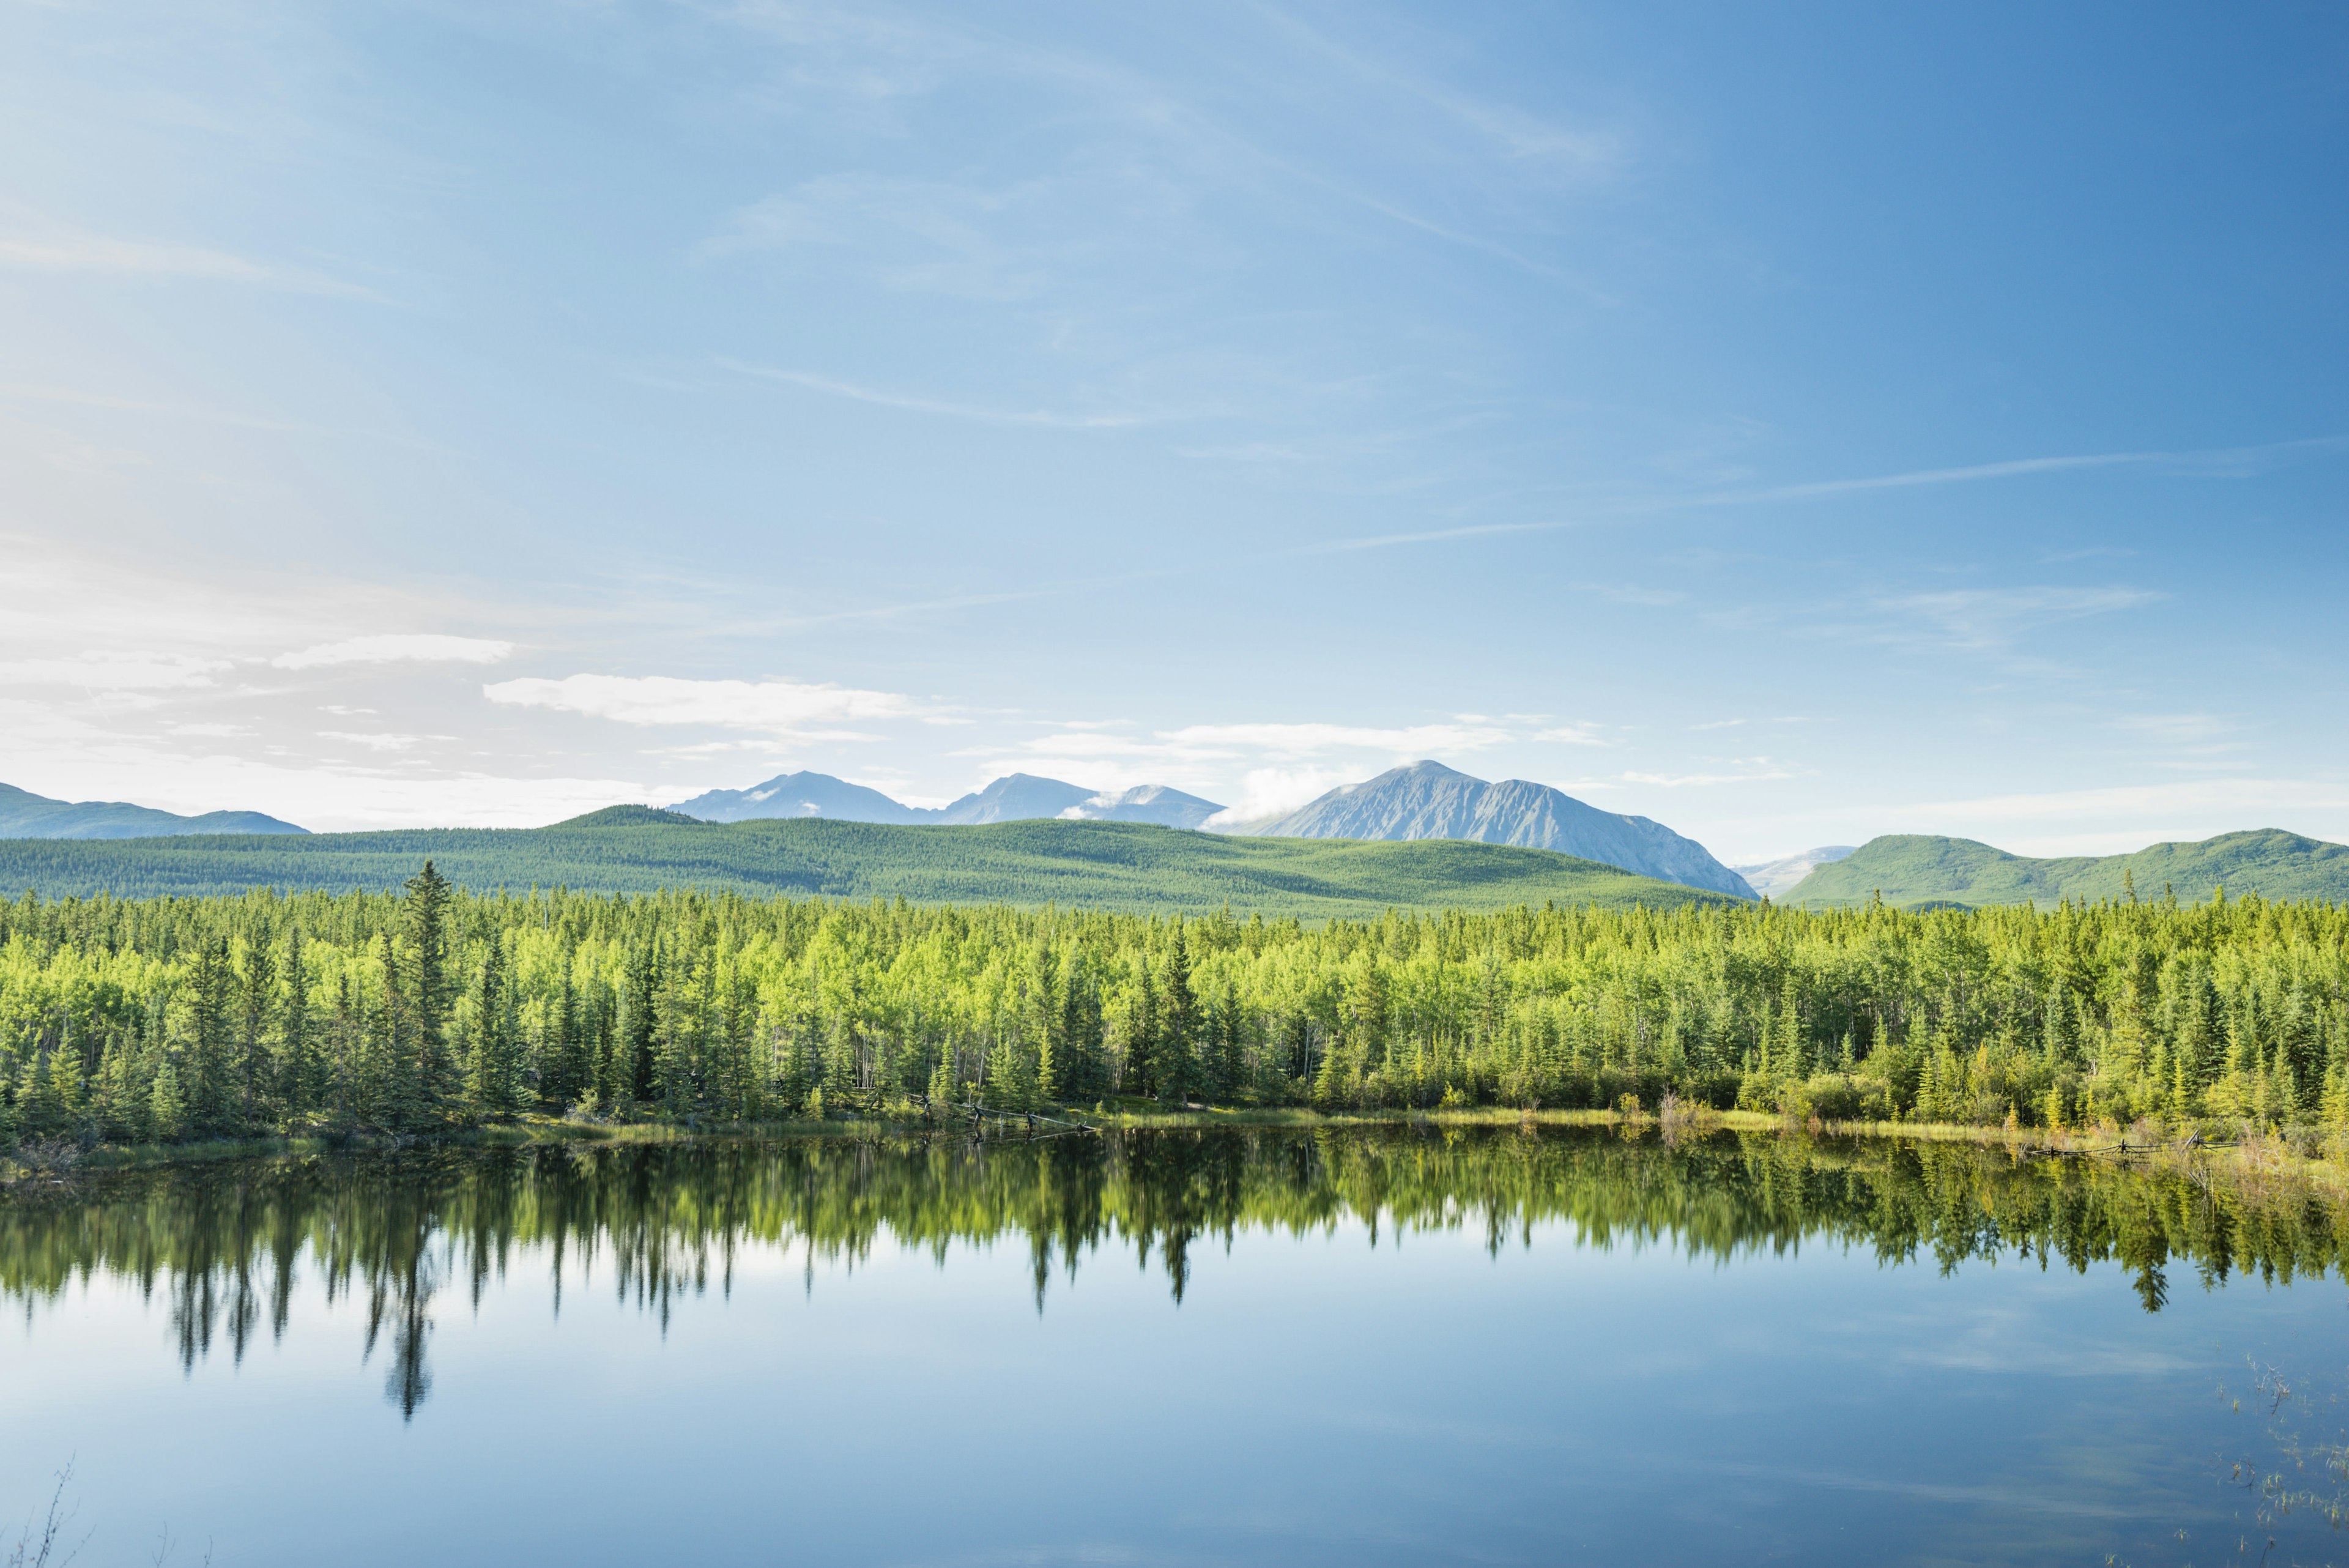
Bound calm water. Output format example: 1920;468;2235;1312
5;1127;2348;1566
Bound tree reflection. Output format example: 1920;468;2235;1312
4;1128;2346;1417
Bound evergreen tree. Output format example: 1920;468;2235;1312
466;932;524;1120
402;862;455;1109
1157;927;1197;1105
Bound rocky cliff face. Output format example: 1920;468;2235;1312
1259;761;1756;899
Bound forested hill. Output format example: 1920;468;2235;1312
0;811;1729;917
1782;829;2349;909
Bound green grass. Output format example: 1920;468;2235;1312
0;812;1732;918
1782;828;2349;910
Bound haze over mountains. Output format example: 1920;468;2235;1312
0;782;306;840
672;760;1756;897
1780;830;2349;909
670;772;1224;829
1734;846;1857;901
12;767;2349;913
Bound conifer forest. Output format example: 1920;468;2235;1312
5;863;2347;1149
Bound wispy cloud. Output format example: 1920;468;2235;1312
274;634;516;670
718;359;1179;429
2111;712;2236;745
483;673;916;735
1296;434;2349;554
1619;759;1798;787
0;229;378;299
0;652;229;691
317;730;430;752
1871;586;2160;652
1159;720;1512;757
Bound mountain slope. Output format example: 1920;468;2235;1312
668;771;926;824
1259;761;1755;899
1781;829;2349;908
932;773;1094;823
669;770;1226;829
0;817;1734;917
1734;846;1856;901
1056;783;1225;828
0;782;307;839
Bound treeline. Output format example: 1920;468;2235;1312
2;866;2347;1147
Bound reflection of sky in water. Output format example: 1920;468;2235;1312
3;1132;2345;1567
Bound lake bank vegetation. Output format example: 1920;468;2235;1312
4;865;2347;1165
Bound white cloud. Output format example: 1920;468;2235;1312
274;634;516;669
1159;721;1512;757
1888;778;2349;828
1534;723;1609;746
1201;767;1354;828
483;673;915;734
318;730;426;752
0;652;229;690
1619;758;1798;787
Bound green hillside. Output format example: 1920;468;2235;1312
1781;828;2349;909
0;811;1730;918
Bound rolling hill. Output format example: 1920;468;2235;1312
1779;829;2349;909
1256;761;1756;899
0;781;307;839
0;811;1734;918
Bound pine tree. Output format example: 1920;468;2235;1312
185;935;235;1133
281;927;315;1120
466;932;523;1120
403;862;455;1109
236;934;277;1123
1157;927;1198;1106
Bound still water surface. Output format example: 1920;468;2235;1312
5;1127;2347;1566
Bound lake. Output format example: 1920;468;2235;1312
4;1126;2346;1566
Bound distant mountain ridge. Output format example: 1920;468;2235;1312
1734;846;1856;901
0;782;307;840
1258;761;1756;899
668;771;1223;829
1781;830;2349;908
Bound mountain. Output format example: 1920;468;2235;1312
1256;761;1756;899
1734;845;1857;901
0;817;1736;918
1051;783;1225;829
930;773;1094;823
668;771;927;824
669;770;1226;829
1781;829;2349;909
0;781;307;840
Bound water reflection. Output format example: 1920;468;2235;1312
4;1127;2344;1419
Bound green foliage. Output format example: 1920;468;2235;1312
1;875;2347;1146
0;817;1729;918
1787;829;2349;910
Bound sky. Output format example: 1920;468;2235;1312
2;0;2345;863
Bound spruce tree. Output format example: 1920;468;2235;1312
402;863;455;1109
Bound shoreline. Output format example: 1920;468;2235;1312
7;1101;2344;1194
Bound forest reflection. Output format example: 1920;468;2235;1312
6;1127;2345;1419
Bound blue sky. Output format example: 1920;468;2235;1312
1;0;2343;861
